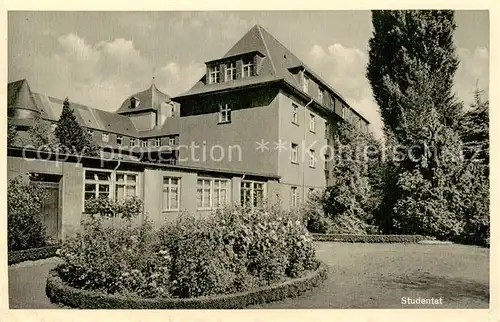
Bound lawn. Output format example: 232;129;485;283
9;242;489;309
250;242;489;309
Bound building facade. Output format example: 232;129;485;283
7;24;370;240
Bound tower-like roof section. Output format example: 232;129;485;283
7;79;40;113
116;84;172;115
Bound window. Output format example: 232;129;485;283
292;103;299;124
115;173;138;201
242;58;253;78
141;139;148;148
309;113;316;132
102;133;109;142
196;178;229;210
154;138;161;147
291;143;298;163
324;154;329;170
308;188;315;198
169;137;176;145
209;65;220;84
303;74;309;93
117;136;123;146
318;88;324;103
162;177;180;211
240;181;265;208
213;179;229;208
309;149;316;168
130;97;137;109
130;138;136;147
324;122;329;139
225;62;236;81
84;170;111;202
291;186;299;207
219;103;231;123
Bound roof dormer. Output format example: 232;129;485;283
204;50;266;85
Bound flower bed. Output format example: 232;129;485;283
312;233;425;243
51;204;321;304
45;261;327;309
8;245;60;265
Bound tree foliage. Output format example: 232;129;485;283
11;116;59;151
54;97;99;156
365;10;489;244
367;10;460;140
8;176;48;251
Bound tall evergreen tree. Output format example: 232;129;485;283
365;10;489;241
55;97;99;156
367;10;460;141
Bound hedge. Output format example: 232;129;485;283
8;245;60;265
45;261;328;309
312;234;425;243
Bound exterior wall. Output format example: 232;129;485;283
178;88;280;176
130;111;156;131
7;157;84;241
7;154;277;240
277;91;328;203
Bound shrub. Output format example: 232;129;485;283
57;216;171;298
84;195;143;220
158;204;317;298
301;190;378;235
57;203;319;300
7;176;48;251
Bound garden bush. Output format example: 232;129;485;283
302;190;378;235
57;203;318;300
57;217;171;298
7;176;48;251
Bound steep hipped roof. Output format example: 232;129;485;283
48;96;139;137
116;84;172;114
174;24;367;122
7;79;40;113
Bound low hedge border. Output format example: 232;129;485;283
312;233;425;243
8;245;60;265
45;261;328;309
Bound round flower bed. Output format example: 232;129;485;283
45;261;328;309
48;204;325;308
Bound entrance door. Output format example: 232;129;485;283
29;173;61;242
38;182;60;241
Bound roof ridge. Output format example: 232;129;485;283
256;24;276;76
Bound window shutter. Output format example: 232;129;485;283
219;63;225;83
253;55;259;76
206;65;210;84
235;60;242;79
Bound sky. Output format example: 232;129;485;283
8;11;490;137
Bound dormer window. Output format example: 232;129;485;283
225;62;236;81
209;65;221;84
130;97;139;109
154;138;161;147
318;88;324;104
242;58;254;78
303;74;310;93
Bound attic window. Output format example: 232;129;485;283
130;97;139;109
242;58;254;78
209;65;221;84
